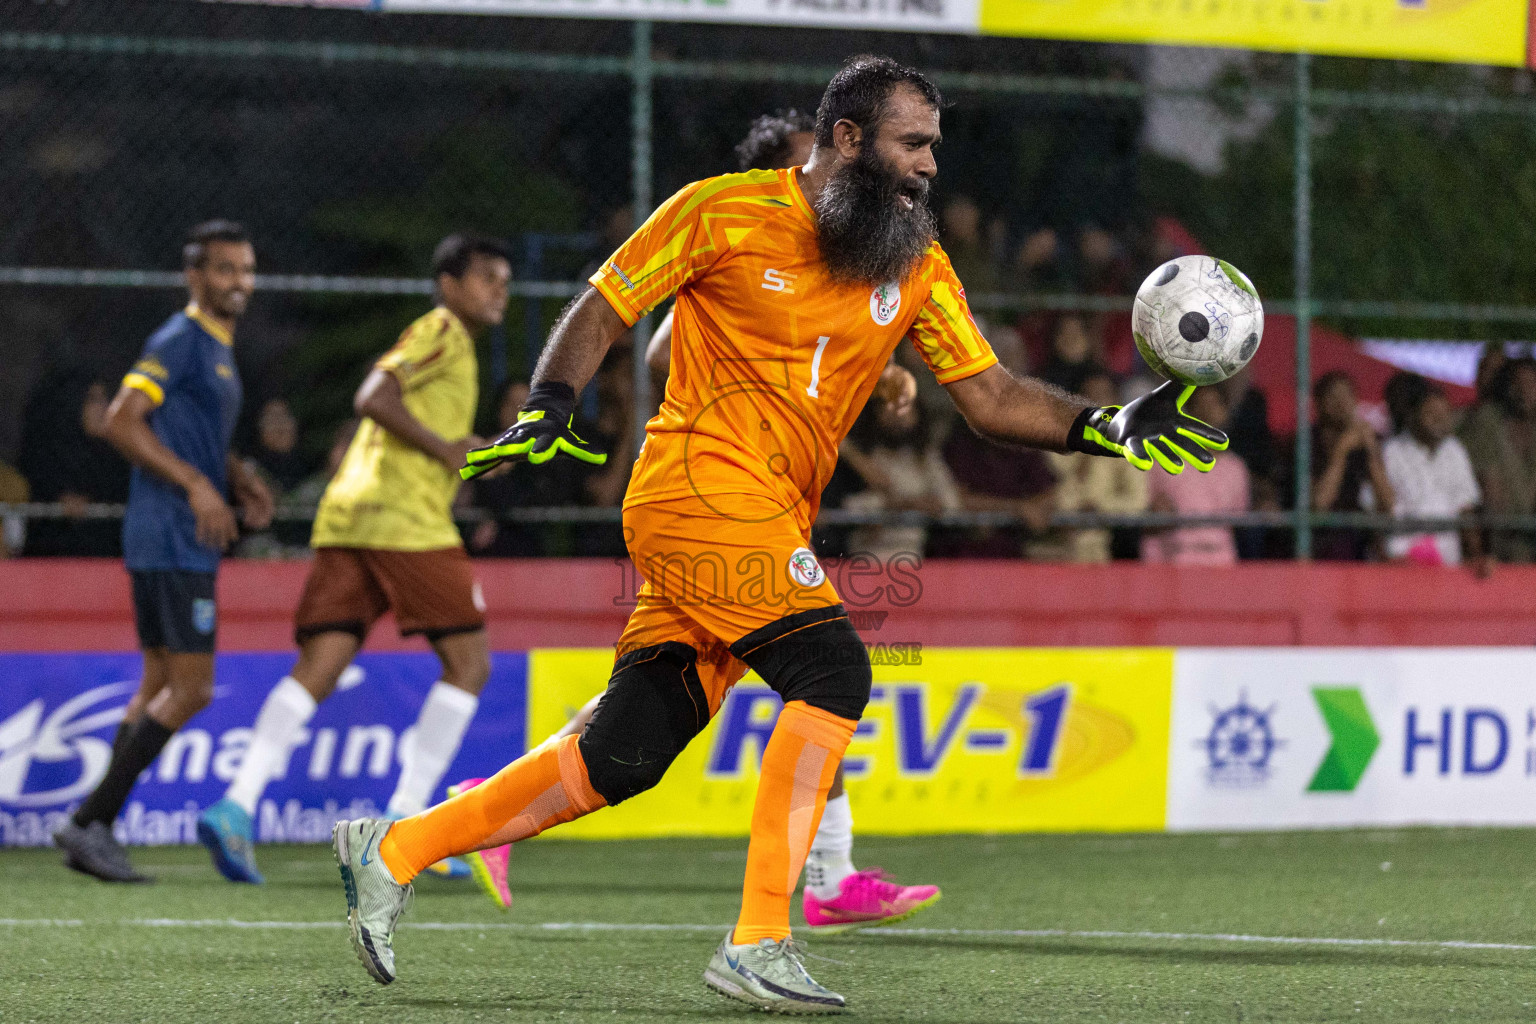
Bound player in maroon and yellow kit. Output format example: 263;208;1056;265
331;56;1226;1012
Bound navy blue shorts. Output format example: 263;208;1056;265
131;569;218;654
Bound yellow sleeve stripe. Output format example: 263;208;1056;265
590;272;642;328
912;321;973;369
671;171;778;223
718;193;793;210
925;282;993;362
631;227;694;288
932;350;999;386
928;281;966;324
123;372;165;406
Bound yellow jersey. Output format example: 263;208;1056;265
311;306;477;551
590;167;996;525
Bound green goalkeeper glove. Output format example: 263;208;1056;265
1066;380;1229;475
460;381;608;481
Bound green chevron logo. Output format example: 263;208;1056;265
1307;686;1380;792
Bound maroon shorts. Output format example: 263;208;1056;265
294;546;485;644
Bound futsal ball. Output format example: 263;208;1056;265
1132;255;1263;386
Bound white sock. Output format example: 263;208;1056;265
804;793;857;899
387;681;479;818
225;676;318;816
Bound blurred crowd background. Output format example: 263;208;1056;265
4;0;1536;567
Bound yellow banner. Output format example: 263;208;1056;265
980;0;1527;67
527;648;1173;838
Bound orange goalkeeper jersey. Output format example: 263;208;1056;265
590;167;997;525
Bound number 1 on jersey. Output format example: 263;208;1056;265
806;335;831;398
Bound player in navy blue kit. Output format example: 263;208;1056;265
53;221;274;883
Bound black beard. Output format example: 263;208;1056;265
814;146;936;287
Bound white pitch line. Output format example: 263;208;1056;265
0;918;1531;951
879;927;1536;952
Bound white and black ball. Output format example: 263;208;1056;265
1132;256;1264;386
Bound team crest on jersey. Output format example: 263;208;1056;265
192;598;217;635
787;547;825;589
870;282;901;325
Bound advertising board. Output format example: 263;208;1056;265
529;647;1172;837
1168;649;1536;830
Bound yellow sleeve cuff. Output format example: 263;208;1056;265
589;270;643;328
122;372;165;406
932;351;999;386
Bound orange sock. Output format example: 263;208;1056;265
733;701;857;946
378;734;604;884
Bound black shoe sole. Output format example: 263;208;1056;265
61;852;151;884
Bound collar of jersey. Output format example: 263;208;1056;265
433;304;471;339
185;304;234;347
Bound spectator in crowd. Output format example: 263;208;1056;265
838;400;960;562
1141;386;1249;566
1042;369;1149;562
582;348;637;508
1218;367;1275;478
1077;225;1132;295
940;195;998;295
1008;226;1069;294
982;322;1029;378
250;397;310;495
1006;227;1072;371
1383;370;1431;437
1473;343;1508;401
1310;371;1395;561
1075;227;1135;376
1382;376;1484;569
897;322;1024;441
601;205;634;251
1458;357;1536;563
1036;314;1102;395
236;417;360;557
935;414;1057;558
896;335;959;428
469;380;583;557
985;215;1010;276
19;372;130;556
1218;367;1281;559
578;205;636;283
0;456;28;557
284;418;359;513
811;453;869;561
573;348;637;557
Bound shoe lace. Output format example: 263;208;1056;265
777;938;846;970
391;884;415;931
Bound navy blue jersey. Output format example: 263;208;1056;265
120;306;243;572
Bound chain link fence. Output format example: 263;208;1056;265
5;0;1536;561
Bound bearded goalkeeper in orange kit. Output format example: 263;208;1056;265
329;55;1227;1013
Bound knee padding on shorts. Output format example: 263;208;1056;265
729;605;871;722
578;642;710;806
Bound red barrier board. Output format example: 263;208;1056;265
3;559;1533;651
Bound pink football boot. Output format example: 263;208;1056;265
447;778;513;911
802;868;941;935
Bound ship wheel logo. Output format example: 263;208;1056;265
1201;690;1283;788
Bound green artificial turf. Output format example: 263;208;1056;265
5;829;1534;1023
